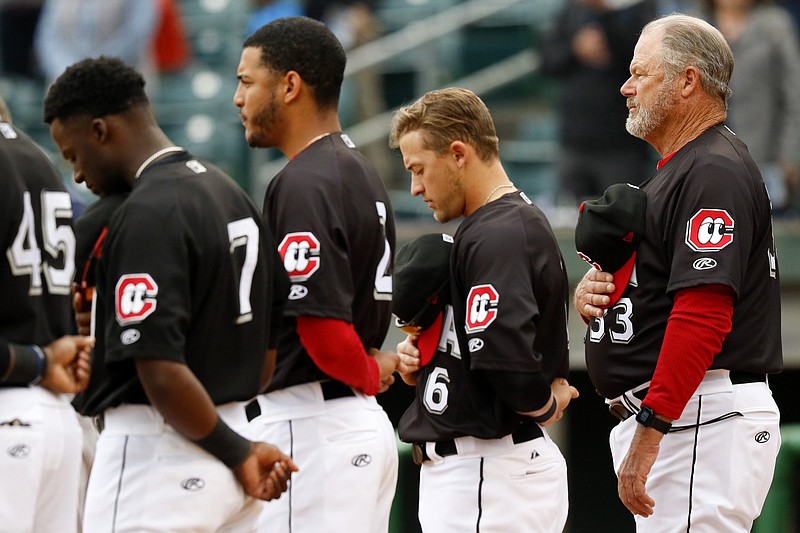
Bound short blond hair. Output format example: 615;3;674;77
388;87;499;162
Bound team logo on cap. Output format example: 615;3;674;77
279;232;321;281
685;209;735;252
115;274;158;325
465;284;498;333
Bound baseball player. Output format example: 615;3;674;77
234;17;400;533
389;88;579;532
44;57;297;532
574;15;782;531
0;97;93;533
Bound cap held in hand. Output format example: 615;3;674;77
392;233;453;366
575;183;646;308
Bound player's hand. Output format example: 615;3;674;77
396;335;421;386
544;377;580;426
40;335;94;394
72;290;92;336
233;442;298;501
368;347;400;393
617;424;663;517
574;267;615;319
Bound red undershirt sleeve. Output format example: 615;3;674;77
295;316;380;396
642;284;735;420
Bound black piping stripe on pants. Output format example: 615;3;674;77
111;435;130;533
686;395;703;533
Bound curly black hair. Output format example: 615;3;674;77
43;56;148;124
243;16;345;109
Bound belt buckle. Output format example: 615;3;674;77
412;443;425;465
608;401;634;422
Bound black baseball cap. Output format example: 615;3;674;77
574;183;646;308
392;233;453;365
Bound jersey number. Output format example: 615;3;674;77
6;190;75;296
423;366;450;414
228;217;259;325
373;202;392;301
588;297;635;344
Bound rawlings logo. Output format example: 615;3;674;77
692;258;718;271
685;209;734;252
465;284;499;333
7;444;30;458
120;329;141;345
288;285;308;300
468;338;484;352
755;431;771;444
351;454;372;467
115;274;158;325
181;478;205;491
279;232;321;282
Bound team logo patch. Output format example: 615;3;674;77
685;209;735;252
351;454;372;467
115;274;158;325
692;258;718;271
465;284;499;333
279;232;321;282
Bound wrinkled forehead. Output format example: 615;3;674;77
631;27;665;70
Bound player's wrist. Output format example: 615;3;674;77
2;343;47;386
193;418;251;468
530;395;558;424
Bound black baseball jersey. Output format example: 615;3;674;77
74;152;275;416
263;133;395;391
399;191;569;442
585;124;783;399
0;121;73;361
74;192;127;288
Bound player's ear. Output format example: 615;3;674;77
283;71;302;104
680;66;701;98
90;117;109;143
450;141;468;168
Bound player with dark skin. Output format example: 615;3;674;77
1;94;94;533
45;58;296;510
0;95;93;394
235;18;399;533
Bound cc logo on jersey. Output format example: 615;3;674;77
685;209;735;252
465;284;499;333
115;274;158;325
279;232;321;282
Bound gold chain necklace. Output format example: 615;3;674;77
483;183;515;205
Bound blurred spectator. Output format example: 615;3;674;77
247;0;303;36
153;0;191;73
780;0;800;29
540;0;656;211
0;0;43;78
34;0;159;89
656;0;701;14
702;0;800;212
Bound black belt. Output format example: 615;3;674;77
411;421;544;465
244;381;356;422
607;371;766;422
